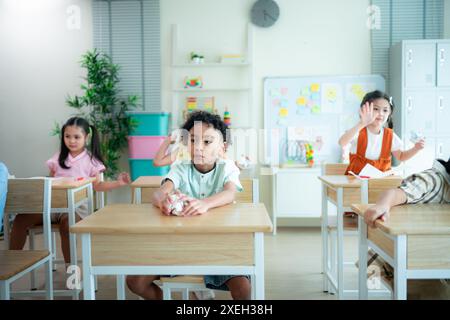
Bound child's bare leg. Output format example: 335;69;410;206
226;276;251;300
9;214;43;249
364;188;407;227
126;275;162;300
58;214;82;264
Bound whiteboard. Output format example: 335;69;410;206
263;74;385;165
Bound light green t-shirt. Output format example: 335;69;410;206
163;159;243;199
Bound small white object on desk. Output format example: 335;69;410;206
168;192;185;216
349;163;393;179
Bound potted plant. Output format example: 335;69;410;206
190;52;204;64
52;49;139;178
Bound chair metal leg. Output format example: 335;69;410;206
181;288;189;300
29;230;38;290
162;285;172;300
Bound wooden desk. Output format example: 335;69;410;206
352;203;450;300
71;203;273;300
318;175;401;299
130;176;163;204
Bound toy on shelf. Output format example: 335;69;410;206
190;52;205;64
183;96;218;121
184;76;203;89
223;107;231;127
220;54;245;64
305;142;314;167
282;140;315;168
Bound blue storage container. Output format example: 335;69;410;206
129;159;170;180
127;112;171;136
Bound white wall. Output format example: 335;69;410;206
445;0;450;38
0;0;93;177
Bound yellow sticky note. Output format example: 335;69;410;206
279;108;289;117
311;83;320;92
326;88;337;101
296;96;306;106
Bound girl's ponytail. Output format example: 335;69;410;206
89;124;105;166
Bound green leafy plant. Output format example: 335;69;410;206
53;49;139;178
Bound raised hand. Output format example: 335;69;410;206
359;102;377;127
414;138;425;151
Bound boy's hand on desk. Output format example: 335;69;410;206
117;172;131;186
364;205;390;228
160;194;175;216
180;197;209;216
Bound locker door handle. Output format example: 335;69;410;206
438;143;443;156
439;96;444;111
440;49;445;65
407;49;413;66
407;97;413;113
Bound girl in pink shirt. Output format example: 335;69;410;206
10;117;131;265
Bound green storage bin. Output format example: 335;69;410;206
129;159;170;181
127;112;171;136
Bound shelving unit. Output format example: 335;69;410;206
170;23;254;129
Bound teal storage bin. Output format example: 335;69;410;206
129;159;170;180
127;112;171;136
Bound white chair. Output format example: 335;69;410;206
159;178;260;300
0;178;53;300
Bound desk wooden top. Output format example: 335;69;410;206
51;177;95;190
318;175;361;188
71;203;273;234
351;204;450;235
131;176;163;188
318;175;402;189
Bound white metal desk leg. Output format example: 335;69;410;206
321;183;329;292
336;187;344;299
0;281;10;300
254;232;265;299
394;235;407;300
271;174;277;235
116;275;126;300
68;190;79;300
87;183;94;215
135;187;142;204
250;274;256;300
358;216;368;300
81;233;95;300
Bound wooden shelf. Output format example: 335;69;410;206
172;62;250;68
172;88;251;92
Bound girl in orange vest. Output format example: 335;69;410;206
339;90;425;175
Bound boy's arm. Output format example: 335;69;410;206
181;182;238;216
152;180;175;215
364;188;407;228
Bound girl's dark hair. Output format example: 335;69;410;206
58;117;105;169
181;111;228;143
360;90;395;129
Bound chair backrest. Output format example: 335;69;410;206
322;163;347;175
235;178;259;204
367;176;403;203
4;178;52;250
5;179;50;213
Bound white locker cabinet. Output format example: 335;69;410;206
436;138;450;161
437;43;450;87
403;90;436;138
404;43;436;88
390;40;450;174
436;91;450;135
